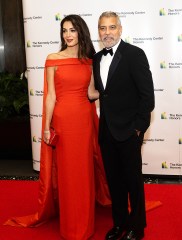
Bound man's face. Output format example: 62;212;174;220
98;16;122;48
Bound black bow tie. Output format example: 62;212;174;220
103;48;113;56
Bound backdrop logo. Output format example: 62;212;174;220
170;163;182;169
162;161;168;168
143;138;164;144
26;41;59;48
178;87;182;94
24;16;42;23
161;113;182;120
30;89;34;96
27;40;31;47
159;8;166;16
132;37;162;44
116;11;145;18
168;9;182;16
161;112;167;119
160;61;167;69
30;113;42;119
179;138;182;144
33;136;37;142
169;62;182;69
32;135;41;143
55;13;61;21
178;34;182;42
29;90;44;96
154;88;164;92
169;114;181;120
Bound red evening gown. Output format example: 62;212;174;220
51;58;95;239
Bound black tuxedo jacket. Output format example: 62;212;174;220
93;40;155;141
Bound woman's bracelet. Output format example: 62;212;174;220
44;130;50;134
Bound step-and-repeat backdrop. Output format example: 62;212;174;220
22;0;182;175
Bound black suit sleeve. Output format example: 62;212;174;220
130;48;155;132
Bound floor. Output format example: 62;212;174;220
0;159;182;183
0;159;39;180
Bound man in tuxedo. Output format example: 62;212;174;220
93;12;155;240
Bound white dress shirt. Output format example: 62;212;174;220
100;39;121;89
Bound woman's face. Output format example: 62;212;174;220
62;21;78;47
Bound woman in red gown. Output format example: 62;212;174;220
5;15;110;240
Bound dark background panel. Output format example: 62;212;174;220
0;0;31;160
0;0;26;73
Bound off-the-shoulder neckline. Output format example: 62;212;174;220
46;58;92;61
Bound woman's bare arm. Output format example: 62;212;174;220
88;72;99;100
43;58;56;143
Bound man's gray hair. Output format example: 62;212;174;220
98;11;121;27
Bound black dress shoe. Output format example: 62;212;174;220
120;229;144;240
105;226;124;240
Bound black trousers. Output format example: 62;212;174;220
99;121;146;230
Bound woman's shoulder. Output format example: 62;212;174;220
46;52;64;60
45;52;92;67
45;52;69;67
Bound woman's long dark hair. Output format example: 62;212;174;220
60;14;95;59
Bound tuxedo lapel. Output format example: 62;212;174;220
105;40;125;89
106;51;122;88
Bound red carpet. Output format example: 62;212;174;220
0;180;181;240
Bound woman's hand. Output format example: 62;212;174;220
44;130;50;144
88;90;100;100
